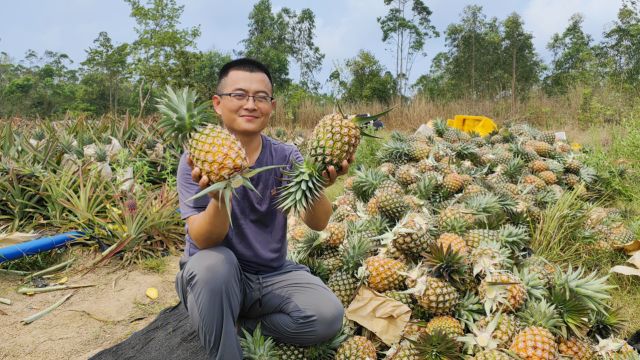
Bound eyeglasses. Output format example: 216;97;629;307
217;92;274;104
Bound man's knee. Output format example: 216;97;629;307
183;247;239;289
313;299;344;342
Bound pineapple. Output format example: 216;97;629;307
538;170;558;185
389;212;432;258
277;109;391;214
509;300;564;360
156;86;276;221
327;235;373;306
469;349;515;359
378;162;397;176
465;229;499;249
558;337;595;359
476;314;520;347
364;256;407;292
409;141;431;161
377;191;410;223
275;343;307;359
322;222;347;247
384;340;420;360
395;164;419;187
335;336;377;360
479;271;527;314
595;337;639;359
436;233;468;256
442;173;465;194
409;271;460;315
424;316;464;340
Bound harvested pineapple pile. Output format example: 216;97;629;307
268;121;639;359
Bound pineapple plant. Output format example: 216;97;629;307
239;324;278;360
277;109;391;215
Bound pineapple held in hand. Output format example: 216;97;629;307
277;108;392;214
156;86;279;221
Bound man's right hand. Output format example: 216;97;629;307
187;154;221;200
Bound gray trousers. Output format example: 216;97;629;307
175;246;344;359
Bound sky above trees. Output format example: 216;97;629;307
0;0;622;85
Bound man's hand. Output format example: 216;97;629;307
322;155;355;187
187;154;220;199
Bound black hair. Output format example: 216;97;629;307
217;58;273;93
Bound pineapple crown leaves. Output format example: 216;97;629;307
517;299;566;338
341;235;375;274
408;330;464;360
594;337;637;359
239;323;278;360
378;138;413;164
423;243;469;289
352;168;389;203
552;265;616;314
457;314;502;353
497;224;530;254
454;292;485;325
549;287;591;338
588;307;626;341
513;266;548;302
155;86;213;148
275;158;326;215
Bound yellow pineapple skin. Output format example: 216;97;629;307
188;124;249;183
437;233;468;256
309;113;361;168
416;276;459;315
558;337;594;360
425;316;464;339
365;256;407;292
325;222;347;247
509;326;558;360
336;336;377;360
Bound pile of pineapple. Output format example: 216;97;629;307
244;121;639;359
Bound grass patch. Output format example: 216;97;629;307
530;188;592;264
139;257;168;274
0;247;69;273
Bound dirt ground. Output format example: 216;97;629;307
0;252;182;360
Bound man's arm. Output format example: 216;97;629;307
186;197;230;249
183;156;230;249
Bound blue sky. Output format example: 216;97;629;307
0;0;623;88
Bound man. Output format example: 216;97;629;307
175;58;347;359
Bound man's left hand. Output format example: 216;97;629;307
322;155;355;187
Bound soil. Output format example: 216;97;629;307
0;251;181;360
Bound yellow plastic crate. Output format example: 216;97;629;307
446;115;497;137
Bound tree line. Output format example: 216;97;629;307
1;0;640;118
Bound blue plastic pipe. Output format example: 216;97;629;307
0;231;85;264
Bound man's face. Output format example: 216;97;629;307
212;70;275;136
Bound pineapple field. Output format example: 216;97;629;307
1;103;640;359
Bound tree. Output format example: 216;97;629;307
330;50;397;104
285;8;324;91
241;0;324;92
378;0;439;96
502;13;540;106
82;32;130;114
604;0;640;92
125;0;201;116
544;14;597;95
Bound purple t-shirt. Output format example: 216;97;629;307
177;134;303;274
